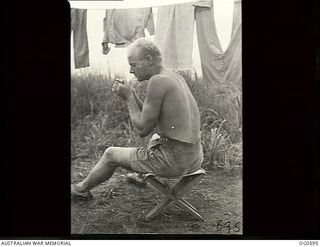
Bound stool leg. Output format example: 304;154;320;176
146;197;172;220
145;176;176;220
176;199;204;221
145;175;205;221
173;174;204;197
145;177;175;200
173;174;205;221
179;198;197;212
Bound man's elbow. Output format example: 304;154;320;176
137;128;152;137
138;131;149;138
136;125;154;137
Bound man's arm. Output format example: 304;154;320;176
127;76;167;137
132;90;143;111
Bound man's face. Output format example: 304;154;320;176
127;48;150;81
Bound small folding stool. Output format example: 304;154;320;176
141;168;206;221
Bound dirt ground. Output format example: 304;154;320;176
71;162;242;235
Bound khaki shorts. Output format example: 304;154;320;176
129;135;203;178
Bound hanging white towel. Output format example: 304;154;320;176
154;3;195;70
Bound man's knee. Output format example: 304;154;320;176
102;146;133;170
102;147;117;163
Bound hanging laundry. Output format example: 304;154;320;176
71;8;89;69
154;3;195;71
194;0;224;84
194;0;242;84
102;8;154;53
223;0;242;84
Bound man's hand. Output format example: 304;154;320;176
112;79;133;101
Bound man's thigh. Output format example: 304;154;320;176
107;147;136;170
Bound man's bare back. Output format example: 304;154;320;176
150;71;201;144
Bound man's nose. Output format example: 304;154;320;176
130;67;134;74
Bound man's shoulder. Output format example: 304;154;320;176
150;72;174;81
146;74;171;96
149;71;180;86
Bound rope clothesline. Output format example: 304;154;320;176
69;0;197;9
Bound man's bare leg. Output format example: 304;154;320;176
75;147;136;193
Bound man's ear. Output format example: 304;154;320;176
145;55;152;62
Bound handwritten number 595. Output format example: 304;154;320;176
216;220;241;233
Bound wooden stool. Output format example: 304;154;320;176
141;168;206;221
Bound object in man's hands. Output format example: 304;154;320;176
112;79;123;92
115;78;125;84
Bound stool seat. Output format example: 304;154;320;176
142;168;206;179
140;168;206;221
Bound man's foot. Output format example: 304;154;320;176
71;184;93;200
126;173;147;188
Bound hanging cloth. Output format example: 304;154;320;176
102;8;155;47
154;3;195;70
223;0;242;83
71;8;90;69
194;0;224;84
194;0;242;84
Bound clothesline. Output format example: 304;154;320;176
69;0;198;9
71;0;242;85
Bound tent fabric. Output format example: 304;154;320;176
102;8;154;47
71;8;90;69
154;3;195;70
195;0;242;84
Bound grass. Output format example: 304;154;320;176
71;72;242;171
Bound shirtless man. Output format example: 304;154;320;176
71;38;203;199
